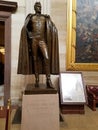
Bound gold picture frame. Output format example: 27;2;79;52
66;0;98;71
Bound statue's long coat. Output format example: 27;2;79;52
17;14;59;75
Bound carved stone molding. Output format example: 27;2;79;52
0;0;18;13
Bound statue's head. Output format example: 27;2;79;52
34;2;41;14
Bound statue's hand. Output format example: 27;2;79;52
28;32;32;39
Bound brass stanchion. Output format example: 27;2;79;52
5;99;11;130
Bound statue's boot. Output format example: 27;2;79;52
35;73;39;87
46;75;54;89
44;59;54;89
33;57;39;87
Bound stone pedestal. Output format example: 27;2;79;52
21;85;59;130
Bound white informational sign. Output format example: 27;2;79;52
60;72;86;104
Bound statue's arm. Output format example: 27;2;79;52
25;14;33;39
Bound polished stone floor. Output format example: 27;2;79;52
0;105;98;130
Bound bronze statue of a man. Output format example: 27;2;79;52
17;2;59;88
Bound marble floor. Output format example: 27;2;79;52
60;105;98;130
0;105;98;130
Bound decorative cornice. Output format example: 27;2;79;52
0;0;18;13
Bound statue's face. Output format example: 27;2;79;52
35;3;41;14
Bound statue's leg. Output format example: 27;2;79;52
32;39;39;87
39;41;53;88
33;56;39;87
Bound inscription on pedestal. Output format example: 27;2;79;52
21;94;59;130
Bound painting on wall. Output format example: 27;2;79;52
66;0;98;70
